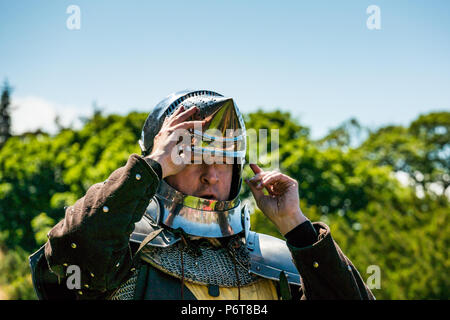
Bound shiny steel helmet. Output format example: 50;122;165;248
139;90;248;238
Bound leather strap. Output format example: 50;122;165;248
279;271;292;300
135;228;164;257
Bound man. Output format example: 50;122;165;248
29;90;374;300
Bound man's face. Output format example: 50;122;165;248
165;163;233;201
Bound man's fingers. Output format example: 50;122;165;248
170;106;199;125
249;163;263;175
261;172;290;186
248;170;277;190
249;170;279;183
248;165;270;183
172;104;186;117
163;105;185;125
245;178;264;201
172;120;206;131
261;171;280;184
264;178;289;195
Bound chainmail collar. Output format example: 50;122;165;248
139;234;259;287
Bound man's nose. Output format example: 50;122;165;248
200;166;219;185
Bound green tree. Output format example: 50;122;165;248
0;80;13;149
0;111;147;251
246;110;449;299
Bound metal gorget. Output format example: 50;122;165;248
154;179;245;238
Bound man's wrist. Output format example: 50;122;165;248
143;155;164;180
276;209;308;236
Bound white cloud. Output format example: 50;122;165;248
10;96;86;135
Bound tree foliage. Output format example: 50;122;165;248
0;81;13;148
0;107;448;299
245;109;449;299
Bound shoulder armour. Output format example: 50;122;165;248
130;198;181;247
247;231;301;286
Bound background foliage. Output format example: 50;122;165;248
0;100;448;299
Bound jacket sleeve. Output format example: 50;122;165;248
287;222;375;300
44;154;161;298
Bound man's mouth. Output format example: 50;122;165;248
199;193;217;200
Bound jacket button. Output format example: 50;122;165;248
103;206;109;213
71;243;77;249
135;174;141;180
313;261;319;268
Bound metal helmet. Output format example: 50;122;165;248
139;90;248;238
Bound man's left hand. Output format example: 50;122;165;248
245;164;307;236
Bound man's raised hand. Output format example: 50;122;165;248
147;105;205;178
245;164;307;236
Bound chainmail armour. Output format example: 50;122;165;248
111;269;139;300
111;236;259;300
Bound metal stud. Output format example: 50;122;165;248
103;206;109;213
90;272;95;278
116;262;120;268
78;290;83;295
84;284;89;289
63;263;68;267
313;261;319;268
71;243;77;249
135;173;141;180
348;265;352;272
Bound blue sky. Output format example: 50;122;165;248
1;0;449;138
